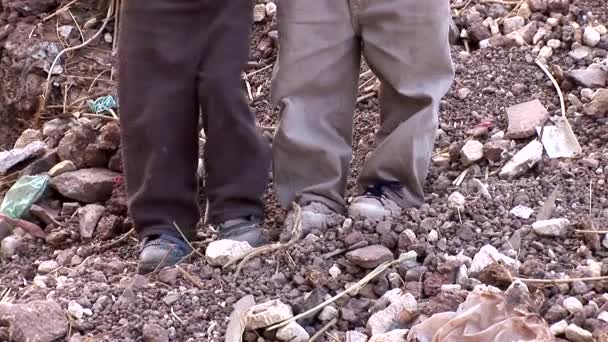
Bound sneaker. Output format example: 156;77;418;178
137;234;192;275
281;202;340;241
217;216;268;247
349;182;404;221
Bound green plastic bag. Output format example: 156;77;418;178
0;175;50;219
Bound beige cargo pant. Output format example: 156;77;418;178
272;0;455;213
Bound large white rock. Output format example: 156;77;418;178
205;239;253;267
460;140;484;165
532;218;570;237
565;324;593;342
583;26;601;47
470;245;520;274
563;297;583;314
244;300;293;329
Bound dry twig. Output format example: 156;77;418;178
176;266;204;289
309;318;338;342
99;228;134;251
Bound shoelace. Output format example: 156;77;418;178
363;181;405;202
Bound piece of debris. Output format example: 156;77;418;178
244;300;293;330
345;245;394;269
532;218;570;237
0;141;46;175
78;204;106;241
276;321;309;342
51;168;119;203
506;99;549;139
499;140;543;179
407;285;552;341
510;205;534;219
205;240;254;267
0;300;67;342
460;140;484;165
470;245;520;274
0;175;50;219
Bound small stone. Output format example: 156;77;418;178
265;2;277;18
532;218;570;237
367;289;417;335
276;321;309;342
506;99;549;139
38;260;60;274
67;300;84;319
470;244;520;274
369;329;408;342
253;4;266;22
584;89;608;116
448;191;466;210
48;160;76;177
78;204;106;241
346;245;394;269
245;300;293;329
547;39;561;49
158;268;179;285
598;311;608;323
483;139;512;162
346;331;369;342
457;88;472;99
506;22;538;46
583;26;601;47
205;240;254;267
0;235;23;257
143;323;169;342
14;129;42;149
57;25;73;39
499;140;543;179
565;324;593;342
318;305;339;321
517;2;532;18
503;16;525;34
427;230;438;242
162;293;180;305
460;140;484;165
328;264;341;279
551;320;568;336
510;205;534;219
539;46;553;59
456;264;469;285
567;69;608;88
569;46;593;61
563;297;584;314
51;168;119;203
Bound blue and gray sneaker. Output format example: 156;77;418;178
217;216;268;247
137;234;192;275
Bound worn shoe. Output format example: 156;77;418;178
281;202;341;241
349;182;404;221
137;234;193;275
217;216;268;247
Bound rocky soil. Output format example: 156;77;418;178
1;0;608;341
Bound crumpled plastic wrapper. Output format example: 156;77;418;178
408;285;554;342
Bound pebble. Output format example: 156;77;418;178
532;218;570;237
538;46;553;59
319;305;339;321
457;87;472;99
78;204;106;241
447;191;466;209
565;324;593;342
367;290;417;335
547;39;561;49
0;235;23;257
68;300;85;319
142;323;169;342
460;140;484;165
369;329;408;342
583;26;601;47
205;240;253;267
328;264;342;279
550;320;568;336
563;297;584;314
598;311;608;323
276;321;309;342
48;160;76;177
346;331;369;342
38;260;60;274
346;245;394;269
253;4;266;22
470;244;520;274
245;300;293;329
265;2;277;18
158;268;179;285
427;230;438;242
510;205;534;219
499;140;543;179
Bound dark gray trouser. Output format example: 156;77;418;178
118;0;271;240
272;0;455;213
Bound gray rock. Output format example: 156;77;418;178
253;4;266;22
14;129;42;149
51;168;118;203
567;69;608;88
346;245;394;269
565;324;593;342
48;160;76;177
584;88;608;116
460;140;484;165
78;204;106;240
57;125;108;169
205;239;253;267
563;297;583;314
245;300;293;329
447;191;466;209
470;244;520;274
38;260;60;274
569;46;593;61
0;235;23;257
319;305;339;321
347;331;369;342
0;141;46;175
276;321;309;342
369;329;408;342
550;320;568;336
142;323;169;342
158;268;179;285
532;218;570;237
67;300;84;320
583;26;601;47
506;99;549;139
483;139;513;162
0;300;67;342
367;289;417;335
502;16;525;34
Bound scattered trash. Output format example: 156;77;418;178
0;141;46;175
407;285;553;341
0;175;50;219
87;95;118;118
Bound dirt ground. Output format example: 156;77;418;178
1;0;608;341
